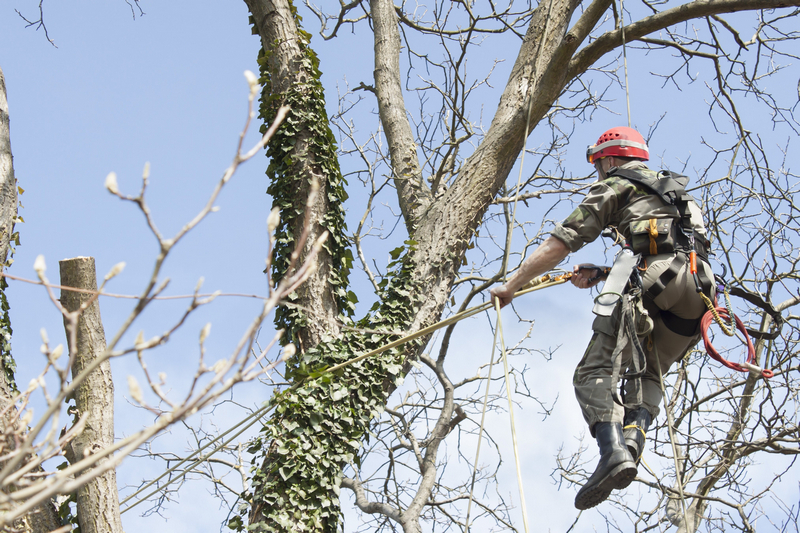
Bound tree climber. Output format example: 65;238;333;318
490;127;714;510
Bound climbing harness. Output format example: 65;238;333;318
604;166;774;378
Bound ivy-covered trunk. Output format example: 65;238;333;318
246;0;353;353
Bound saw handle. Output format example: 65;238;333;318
577;264;611;283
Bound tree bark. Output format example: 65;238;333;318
59;257;122;533
0;64;62;533
0;66;17;269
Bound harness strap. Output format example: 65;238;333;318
660;310;701;337
643;255;683;302
611;291;648;408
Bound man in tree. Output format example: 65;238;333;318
490;126;714;510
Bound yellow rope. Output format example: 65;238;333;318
699;290;736;337
324;274;570;376
120;274;571;514
623;423;647;443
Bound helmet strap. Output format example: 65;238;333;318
595;159;609;180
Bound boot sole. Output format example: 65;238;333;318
574;461;637;510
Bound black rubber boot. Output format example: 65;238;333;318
623;407;652;464
574;422;637;510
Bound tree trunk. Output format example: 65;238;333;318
0;64;63;533
245;0;347;351
59;257;122;533
0;66;17;269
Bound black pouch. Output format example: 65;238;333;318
630;218;676;255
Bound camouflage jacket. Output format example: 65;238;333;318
552;162;708;253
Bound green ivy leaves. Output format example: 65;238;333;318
256;14;353;346
245;243;424;532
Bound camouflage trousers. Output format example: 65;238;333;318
573;253;714;432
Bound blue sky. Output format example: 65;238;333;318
1;2;270;530
1;1;797;532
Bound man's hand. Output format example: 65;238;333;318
571;264;608;289
488;236;571;309
489;284;515;309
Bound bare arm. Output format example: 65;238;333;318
490;236;570;307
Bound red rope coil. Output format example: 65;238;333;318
701;307;773;379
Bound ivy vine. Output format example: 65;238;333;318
253;2;354;346
0;186;23;392
242;243;423;532
0;275;15;392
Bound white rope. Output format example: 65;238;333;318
620;0;632;127
495;300;531;533
469;0;556;529
464;304;503;531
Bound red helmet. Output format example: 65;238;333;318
586;127;649;164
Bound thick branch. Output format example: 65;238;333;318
341;476;402;522
401;355;459;523
371;0;432;230
567;0;800;80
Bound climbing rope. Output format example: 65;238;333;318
496;299;532;533
464;274;570;532
698;286;774;379
619;0;632;127
468;0;558;527
700;304;773;378
463;303;503;532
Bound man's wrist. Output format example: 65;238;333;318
505;279;523;294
